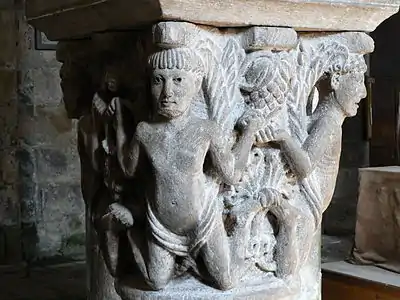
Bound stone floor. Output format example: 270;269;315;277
0;262;86;300
321;234;353;263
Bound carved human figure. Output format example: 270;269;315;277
114;47;264;290
270;55;367;203
78;64;134;277
238;52;367;280
260;54;367;278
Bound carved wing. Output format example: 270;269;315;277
197;39;246;141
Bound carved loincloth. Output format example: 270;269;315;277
147;196;219;257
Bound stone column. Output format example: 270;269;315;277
25;1;400;299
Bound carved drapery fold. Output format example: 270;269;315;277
56;22;372;300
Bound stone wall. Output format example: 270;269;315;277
0;1;85;264
0;1;20;263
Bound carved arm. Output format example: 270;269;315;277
115;98;141;177
278;116;339;179
209;122;258;185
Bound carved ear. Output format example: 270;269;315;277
330;73;340;90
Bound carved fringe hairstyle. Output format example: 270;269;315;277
148;48;204;75
323;43;368;76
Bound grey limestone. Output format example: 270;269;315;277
25;0;400;40
23;0;400;299
52;21;373;300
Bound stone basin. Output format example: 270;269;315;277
26;0;400;40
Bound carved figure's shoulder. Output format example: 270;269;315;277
135;121;152;143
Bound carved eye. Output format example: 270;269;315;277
173;77;182;84
152;76;162;85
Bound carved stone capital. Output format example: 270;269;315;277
52;21;374;300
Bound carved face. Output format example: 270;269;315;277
151;68;199;119
332;72;367;117
105;72;118;93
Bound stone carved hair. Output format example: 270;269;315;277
148;47;204;75
320;42;367;78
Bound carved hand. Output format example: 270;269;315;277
92;93;108;115
255;125;289;144
238;110;265;134
100;203;134;232
104;97;118;118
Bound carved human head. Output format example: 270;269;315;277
148;48;204;119
103;63;120;94
328;54;367;117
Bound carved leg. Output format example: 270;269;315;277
271;199;315;280
97;202;134;277
127;228;176;290
200;216;241;291
146;238;176;290
97;230;119;277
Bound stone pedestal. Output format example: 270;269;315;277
25;1;400;299
352;166;400;273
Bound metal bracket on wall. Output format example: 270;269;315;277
365;75;375;141
34;29;57;51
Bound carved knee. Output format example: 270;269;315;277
146;267;172;291
215;280;234;291
214;273;235;291
145;277;170;291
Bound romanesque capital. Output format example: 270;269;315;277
55;22;373;300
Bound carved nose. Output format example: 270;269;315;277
164;90;173;98
163;81;174;99
360;86;367;99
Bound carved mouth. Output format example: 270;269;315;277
160;101;177;107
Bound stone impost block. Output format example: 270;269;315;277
26;0;400;40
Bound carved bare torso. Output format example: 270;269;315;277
136;118;213;235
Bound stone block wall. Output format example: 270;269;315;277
0;1;85;264
0;1;22;264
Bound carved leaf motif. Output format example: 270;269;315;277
198;39;245;140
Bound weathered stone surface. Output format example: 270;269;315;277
0;7;21;264
352;166;400;274
35;183;84;258
241;27;298;51
26;0;400;40
0;10;86;263
322;104;369;236
0;10;17;68
51;20;373;300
